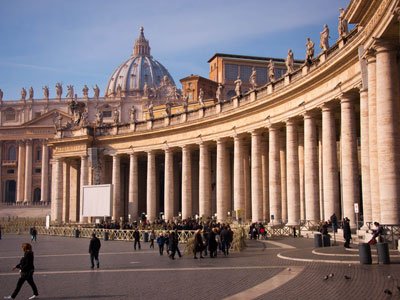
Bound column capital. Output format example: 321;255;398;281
339;92;355;104
373;38;399;54
319;101;337;112
302;110;318;119
285;117;301;126
363;48;376;62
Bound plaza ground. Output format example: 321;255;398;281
1;234;400;299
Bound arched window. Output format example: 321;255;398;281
8;145;16;160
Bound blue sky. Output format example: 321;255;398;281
0;0;350;100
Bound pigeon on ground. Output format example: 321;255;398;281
323;275;329;280
329;273;334;278
384;289;392;295
344;275;351;280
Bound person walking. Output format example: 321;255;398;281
193;229;204;259
343;217;351;248
4;243;39;299
89;233;101;269
133;228;141;250
30;227;37;242
149;230;156;249
156;233;165;255
168;231;177;260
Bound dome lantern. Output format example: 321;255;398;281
133;26;151;56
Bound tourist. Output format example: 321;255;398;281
174;230;182;258
343;217;351;248
149;230;155;249
168;231;178;260
89;233;101;269
193;229;204;259
330;213;338;233
208;228;218;258
4;243;39;300
156;232;165;255
30;227;37;242
370;222;384;244
133;228;141;250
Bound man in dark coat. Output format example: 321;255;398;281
193;229;204;259
89;233;101;269
133;228;141;250
208;228;218;258
343;217;351;248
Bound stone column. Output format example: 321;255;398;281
40;142;49;203
51;158;63;223
216;139;229;222
280;131;287;222
182;145;192;219
251;131;263;222
304;111;320;221
243;143;251;220
112;154;121;221
199;142;211;219
366;50;380;222
146;151;156;222
298;129;305;220
268;125;281;223
286;119;300;225
359;88;371;226
261;137;269;222
128;153;139;221
62;160;70;223
233;135;244;220
321;103;340;219
16;141;25;203
69;160;79;223
375;41;400;224
318;123;324;220
340;94;360;227
79;156;88;223
0;142;2;203
23;140;32;204
164;148;174;221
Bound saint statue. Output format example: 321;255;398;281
82;85;89;97
29;87;34;100
165;102;172;117
148;101;154;120
285;49;294;74
66;85;74;99
268;60;275;82
198;88;205;107
113;107;119;124
21;88;27;100
306;37;315;64
81;109;89;126
95;109;103;127
234;76;242;97
320;24;330;52
338;8;349;38
129;105;136;123
56;83;63;99
43;86;49;99
216;83;224;103
182;94;189;112
249;67;257;89
93;85;100;99
0;89;3;101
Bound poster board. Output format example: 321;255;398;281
82;184;112;217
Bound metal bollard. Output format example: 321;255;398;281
377;242;390;264
358;243;372;264
314;233;322;248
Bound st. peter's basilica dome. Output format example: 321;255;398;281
105;27;175;98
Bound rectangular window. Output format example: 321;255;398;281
225;64;238;81
256;67;268;85
103;111;112;118
7;169;15;174
35;168;41;174
240;65;253;83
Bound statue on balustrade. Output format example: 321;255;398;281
93;84;100;99
198;88;205;107
268;60;275;82
165;101;172;117
81;109;89;127
29;87;34;100
55;82;63;99
320;24;330;52
95;109;103;127
148;101;154;120
82;85;89;97
129;105;136;123
113;107;119;124
0;89;4;101
216;83;224;103
66;85;74;99
249;67;257;90
182;94;189;112
43;86;49;100
338;8;348;38
234;76;242;97
21;88;27;100
305;37;315;65
285;49;294;74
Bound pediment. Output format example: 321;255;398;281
23;109;72;126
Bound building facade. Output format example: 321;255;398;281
3;0;400;229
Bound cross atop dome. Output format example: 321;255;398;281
133;26;151;56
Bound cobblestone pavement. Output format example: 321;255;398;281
1;234;400;300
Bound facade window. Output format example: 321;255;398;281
103;110;112;118
7;169;15;174
34;112;42;118
4;108;16;121
35;168;41;174
240;65;252;82
256;67;268;85
35;147;42;162
8;145;16;160
225;64;238;81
